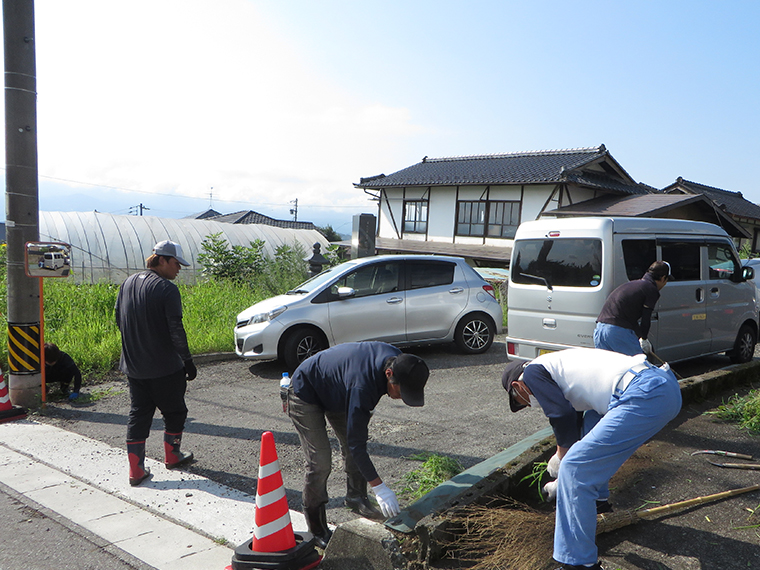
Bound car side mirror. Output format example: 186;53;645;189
336;286;355;299
742;265;755;281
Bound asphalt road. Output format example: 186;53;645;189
33;335;743;530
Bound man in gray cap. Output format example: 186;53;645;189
286;341;429;548
116;240;197;486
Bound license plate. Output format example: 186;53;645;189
539;349;555;356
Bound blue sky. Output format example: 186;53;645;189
3;1;759;235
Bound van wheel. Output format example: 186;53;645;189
282;328;327;371
728;324;756;364
454;313;495;354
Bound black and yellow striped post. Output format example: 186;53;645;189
7;323;41;375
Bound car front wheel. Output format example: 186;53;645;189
454;313;495;354
728;323;756;364
282;327;328;371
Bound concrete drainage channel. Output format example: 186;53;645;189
318;359;760;570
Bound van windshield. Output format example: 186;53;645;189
512;238;602;288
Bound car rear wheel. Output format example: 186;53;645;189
454;313;495;354
282;327;328;371
728;323;756;364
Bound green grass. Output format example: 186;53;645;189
0;277;259;377
709;389;760;433
400;452;464;501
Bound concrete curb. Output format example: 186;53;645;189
320;359;760;570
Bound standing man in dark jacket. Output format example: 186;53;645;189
116;240;197;487
286;342;429;547
594;261;671;356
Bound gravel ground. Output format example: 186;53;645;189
34;336;551;527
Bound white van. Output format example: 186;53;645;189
42;252;65;270
506;217;758;364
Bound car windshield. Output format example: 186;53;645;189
285;261;361;294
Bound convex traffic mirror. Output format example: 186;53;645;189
25;242;72;278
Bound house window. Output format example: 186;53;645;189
456;200;520;238
403;200;428;234
487;201;520;238
456;201;486;236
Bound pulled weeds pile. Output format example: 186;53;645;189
445;497;555;570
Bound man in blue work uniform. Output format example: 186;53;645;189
502;348;681;570
594;261;671;356
287;342;429;548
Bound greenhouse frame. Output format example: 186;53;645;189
38;211;331;284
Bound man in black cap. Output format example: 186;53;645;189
502;348;681;570
286;341;429;548
594;260;671;356
116;240;197;487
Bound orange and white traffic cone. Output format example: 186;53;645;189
252;430;297;552
225;431;322;570
0;366;26;424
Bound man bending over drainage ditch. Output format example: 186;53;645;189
502;348;681;570
285;341;429;548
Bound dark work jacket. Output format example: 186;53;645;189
45;352;82;393
291;342;401;482
597;273;660;338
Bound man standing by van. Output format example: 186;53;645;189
594;261;671;356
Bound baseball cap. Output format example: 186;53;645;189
501;360;529;412
392;354;429;407
153;240;190;266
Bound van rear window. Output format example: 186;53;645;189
512;239;602;288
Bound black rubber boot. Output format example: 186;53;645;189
164;431;194;469
127;440;151;486
345;473;383;519
304;505;332;549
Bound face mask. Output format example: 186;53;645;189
529;395;541;409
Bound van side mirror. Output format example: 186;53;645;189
742;265;755;281
25;242;72;278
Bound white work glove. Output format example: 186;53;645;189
543;480;558;502
639;338;652;355
371;482;400;518
547;453;561;478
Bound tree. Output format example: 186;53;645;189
317;225;342;242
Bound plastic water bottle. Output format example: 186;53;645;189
280;372;290;413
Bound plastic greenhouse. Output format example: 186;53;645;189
38;211;331;284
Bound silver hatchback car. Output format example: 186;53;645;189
234;254;503;370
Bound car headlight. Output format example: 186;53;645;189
246;305;287;326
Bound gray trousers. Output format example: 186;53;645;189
287;390;363;509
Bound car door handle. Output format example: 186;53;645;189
710;287;720;298
386;297;403;304
449;287;464;294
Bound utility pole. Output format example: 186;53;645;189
290;198;298;222
4;0;41;406
129;203;150;216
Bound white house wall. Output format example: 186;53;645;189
427;187;457;242
39;211;330;284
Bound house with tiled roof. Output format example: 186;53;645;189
354;145;748;265
662;177;760;252
188;209;318;231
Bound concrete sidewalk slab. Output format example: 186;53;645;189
0;419;308;570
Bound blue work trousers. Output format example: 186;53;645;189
553;367;682;566
593;322;643;356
